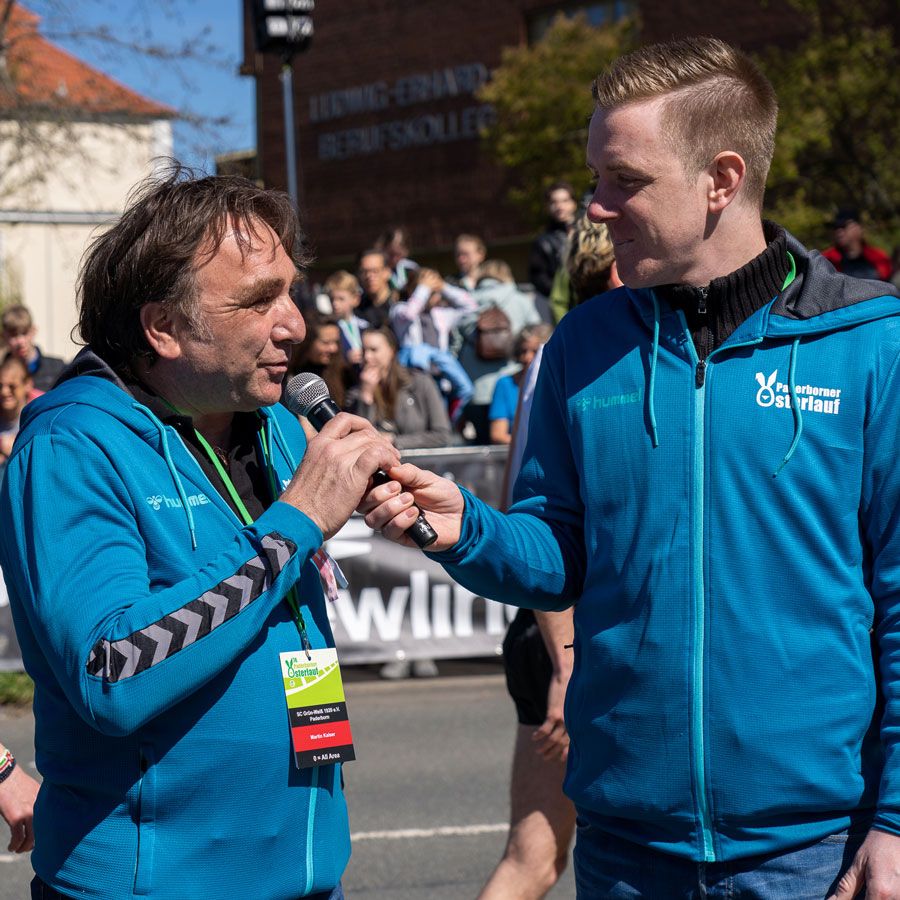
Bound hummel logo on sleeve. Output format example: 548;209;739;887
146;493;211;510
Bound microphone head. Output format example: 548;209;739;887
284;373;331;417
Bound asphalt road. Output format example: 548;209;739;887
0;662;576;899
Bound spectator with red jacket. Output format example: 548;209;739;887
822;207;893;281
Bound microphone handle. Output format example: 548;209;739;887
306;399;438;549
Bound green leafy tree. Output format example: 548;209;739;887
481;6;899;253
758;2;900;248
477;13;635;226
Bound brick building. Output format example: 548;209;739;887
239;0;806;274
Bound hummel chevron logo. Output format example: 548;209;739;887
86;533;297;682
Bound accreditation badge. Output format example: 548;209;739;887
280;649;356;769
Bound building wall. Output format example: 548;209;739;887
255;0;537;268
0;117;172;359
0;224;96;357
245;0;806;272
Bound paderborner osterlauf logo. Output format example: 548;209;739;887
754;370;842;415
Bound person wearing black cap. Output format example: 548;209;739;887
822;206;893;281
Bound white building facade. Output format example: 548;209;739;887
0;4;173;359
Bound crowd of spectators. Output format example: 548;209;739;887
289;186;581;451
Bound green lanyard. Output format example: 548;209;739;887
192;424;311;656
782;251;797;291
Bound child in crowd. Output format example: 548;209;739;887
325;270;368;365
488;324;553;444
391;268;477;351
391;268;477;423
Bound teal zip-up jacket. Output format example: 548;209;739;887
433;236;900;862
0;355;350;899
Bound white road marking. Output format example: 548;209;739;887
352;823;508;841
0;852;28;863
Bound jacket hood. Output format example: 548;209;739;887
472;279;527;307
765;232;900;337
627;231;900;343
20;347;146;436
54;346;128;389
19;347;297;552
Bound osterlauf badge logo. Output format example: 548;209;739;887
285;657;319;679
754;370;842;415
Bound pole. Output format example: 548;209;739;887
281;60;299;207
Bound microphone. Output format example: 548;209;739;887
284;373;438;549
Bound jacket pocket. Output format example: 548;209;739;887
132;743;157;895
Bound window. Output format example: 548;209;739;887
527;1;634;43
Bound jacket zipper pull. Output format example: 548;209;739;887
697;287;708;316
696;359;707;387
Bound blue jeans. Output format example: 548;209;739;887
398;344;474;417
31;875;344;899
573;821;866;899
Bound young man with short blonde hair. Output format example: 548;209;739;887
365;36;900;898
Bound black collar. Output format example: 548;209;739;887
658;221;791;348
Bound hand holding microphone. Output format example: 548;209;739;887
284;374;438;549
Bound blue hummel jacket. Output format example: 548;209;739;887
0;354;350;899
432;235;900;862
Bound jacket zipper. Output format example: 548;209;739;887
678;309;716;862
696;288;711;387
683;308;767;862
692;359;715;862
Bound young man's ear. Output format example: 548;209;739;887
140;303;182;360
706;151;747;213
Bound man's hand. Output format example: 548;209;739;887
828;829;900;899
360;463;464;551
282;413;400;539
533;669;571;762
0;764;39;853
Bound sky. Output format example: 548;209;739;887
47;1;255;171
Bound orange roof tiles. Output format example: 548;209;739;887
0;3;174;118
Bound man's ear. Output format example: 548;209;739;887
140;302;182;360
705;151;747;214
